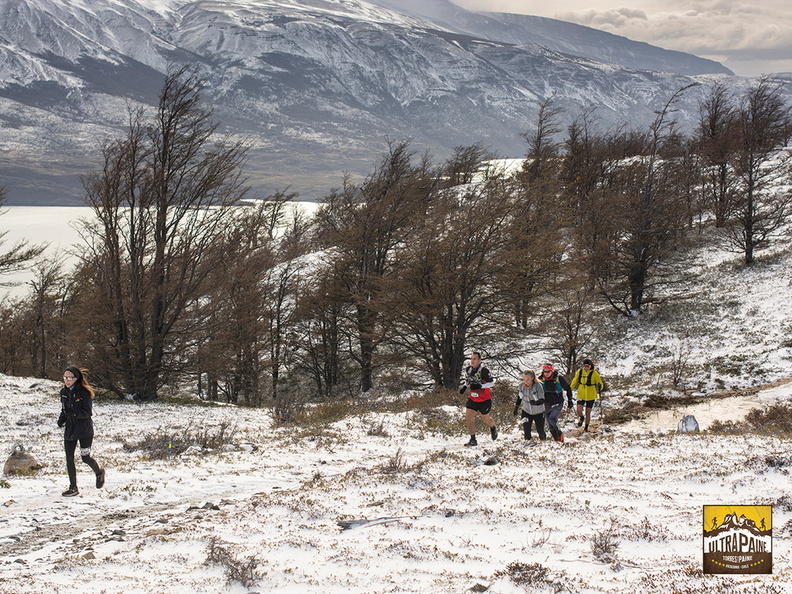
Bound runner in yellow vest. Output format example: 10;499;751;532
570;359;604;432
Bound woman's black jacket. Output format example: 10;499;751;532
58;385;94;441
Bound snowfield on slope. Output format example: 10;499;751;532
2;374;792;593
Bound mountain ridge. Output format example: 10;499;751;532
367;0;733;76
0;0;760;205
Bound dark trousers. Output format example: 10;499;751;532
545;404;563;441
64;436;100;488
521;411;546;440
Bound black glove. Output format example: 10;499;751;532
513;405;520;416
470;382;482;390
459;385;467;394
567;399;574;408
58;413;66;428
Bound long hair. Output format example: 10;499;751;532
64;366;95;399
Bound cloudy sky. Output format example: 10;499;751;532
452;0;791;77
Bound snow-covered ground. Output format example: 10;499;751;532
3;198;792;592
2;372;792;593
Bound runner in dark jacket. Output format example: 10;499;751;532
58;367;105;496
539;364;573;443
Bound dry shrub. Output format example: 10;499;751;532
394;389;458;414
494;561;554;587
270;388;309;425
376;448;425;474
606;399;653;424
122;421;236;459
366;420;389;437
746;454;792;471
412;406;458;436
293;397;358;428
623;516;670;542
590;519;620;562
773;495;792;512
205;537;262;588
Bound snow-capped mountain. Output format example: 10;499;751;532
367;0;733;76
0;0;754;204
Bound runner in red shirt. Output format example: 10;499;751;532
460;352;498;447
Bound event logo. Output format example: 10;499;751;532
703;506;772;574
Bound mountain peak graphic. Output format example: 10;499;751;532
707;512;768;537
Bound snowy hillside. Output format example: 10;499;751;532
0;0;751;204
1;221;792;592
598;228;792;399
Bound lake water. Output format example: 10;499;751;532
0;206;90;298
1;202;321;299
1;205;89;250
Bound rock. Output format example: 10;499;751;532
3;444;42;475
482;456;499;466
677;415;700;433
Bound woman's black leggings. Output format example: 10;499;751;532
64;436;100;488
521;411;546;440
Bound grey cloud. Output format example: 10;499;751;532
453;0;790;77
563;8;648;28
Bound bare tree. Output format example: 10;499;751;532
189;194;309;406
314;141;435;393
384;164;538;389
0;256;75;378
513;100;567;328
726;79;792;265
77;66;249;400
522;98;563;185
26;256;73;378
696;83;739;227
196;201;277;405
444;142;493;186
0;297;26;375
290;262;356;399
544;286;600;374
598;86;697;316
560;112;632;303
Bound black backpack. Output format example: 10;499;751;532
576;367;607;392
